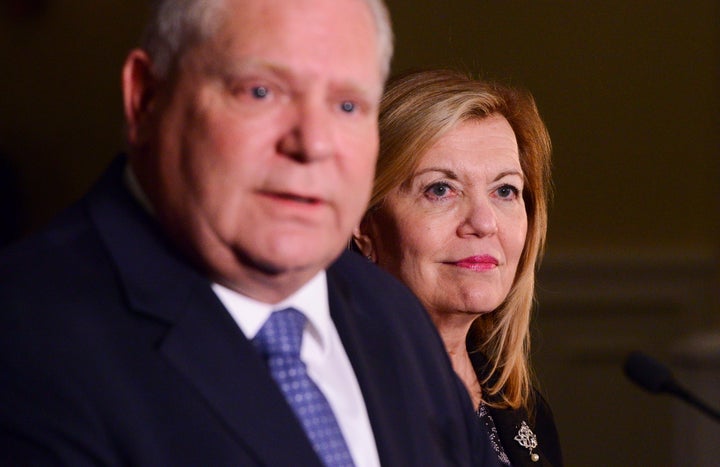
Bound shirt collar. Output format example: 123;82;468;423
212;271;331;350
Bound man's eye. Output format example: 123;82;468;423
340;101;355;113
251;86;269;99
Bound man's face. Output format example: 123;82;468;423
133;0;383;302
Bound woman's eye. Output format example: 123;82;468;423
496;184;519;199
340;101;356;113
424;182;453;199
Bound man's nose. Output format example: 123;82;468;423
277;99;335;162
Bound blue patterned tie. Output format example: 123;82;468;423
252;307;355;467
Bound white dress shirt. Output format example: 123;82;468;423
213;275;380;467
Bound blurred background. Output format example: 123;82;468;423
1;1;718;465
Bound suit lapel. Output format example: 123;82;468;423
327;259;416;466
86;157;322;466
158;288;322;466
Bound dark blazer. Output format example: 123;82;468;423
470;352;563;467
0;156;498;466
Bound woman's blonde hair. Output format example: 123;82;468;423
365;69;552;410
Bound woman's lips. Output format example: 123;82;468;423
452;255;498;271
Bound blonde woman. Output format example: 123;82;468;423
354;69;562;466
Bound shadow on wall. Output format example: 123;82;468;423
0;152;24;247
1;0;50;20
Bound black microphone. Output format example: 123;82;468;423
623;350;720;423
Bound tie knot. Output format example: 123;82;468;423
253;307;306;358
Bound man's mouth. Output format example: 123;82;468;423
264;191;322;205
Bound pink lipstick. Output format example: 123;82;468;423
453;255;498;271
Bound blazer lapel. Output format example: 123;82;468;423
86;157;322;466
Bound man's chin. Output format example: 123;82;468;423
238;249;334;278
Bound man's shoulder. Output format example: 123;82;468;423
326;250;443;349
328;250;422;308
0;156;126;278
0;203;115;317
0;204;98;281
329;250;406;291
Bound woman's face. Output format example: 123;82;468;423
364;115;528;317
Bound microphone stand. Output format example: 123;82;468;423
624;351;720;424
666;381;720;423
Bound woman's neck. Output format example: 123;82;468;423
431;313;483;409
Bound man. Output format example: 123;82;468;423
0;0;497;465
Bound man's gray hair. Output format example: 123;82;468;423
141;0;394;80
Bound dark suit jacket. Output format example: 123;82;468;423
470;351;563;467
0;157;498;466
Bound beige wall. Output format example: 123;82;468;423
390;1;720;253
2;1;719;465
2;1;718;252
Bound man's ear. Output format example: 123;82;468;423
352;220;376;262
122;49;160;146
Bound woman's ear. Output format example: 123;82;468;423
352;221;375;262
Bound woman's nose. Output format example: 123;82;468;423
457;197;498;237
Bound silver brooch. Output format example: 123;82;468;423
514;421;540;462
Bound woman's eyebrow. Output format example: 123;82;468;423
493;169;524;182
412;167;459;179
